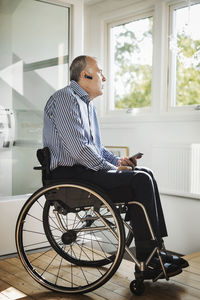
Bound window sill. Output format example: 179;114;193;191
160;191;200;201
100;108;200;127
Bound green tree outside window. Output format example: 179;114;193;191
111;17;153;109
174;3;200;107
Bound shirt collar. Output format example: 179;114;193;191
70;80;90;104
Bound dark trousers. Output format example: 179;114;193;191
50;165;168;244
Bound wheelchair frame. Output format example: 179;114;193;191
15;148;169;295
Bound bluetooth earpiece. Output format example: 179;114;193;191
84;74;93;80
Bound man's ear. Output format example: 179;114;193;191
79;70;86;80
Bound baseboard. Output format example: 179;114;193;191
0;252;18;260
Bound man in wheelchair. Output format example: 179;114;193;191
43;55;188;281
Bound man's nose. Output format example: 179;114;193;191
102;74;106;81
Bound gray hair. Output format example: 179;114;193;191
70;55;87;82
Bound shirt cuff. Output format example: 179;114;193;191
103;161;117;171
111;156;120;166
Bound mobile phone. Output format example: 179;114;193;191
129;152;144;161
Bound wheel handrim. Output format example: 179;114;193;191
15;183;125;294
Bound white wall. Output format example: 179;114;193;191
0;196;28;256
84;0;200;255
161;195;200;255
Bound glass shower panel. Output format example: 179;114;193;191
0;0;70;197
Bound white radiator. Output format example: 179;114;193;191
152;143;200;199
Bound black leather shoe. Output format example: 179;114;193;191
159;252;189;268
135;262;182;280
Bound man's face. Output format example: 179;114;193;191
85;58;106;99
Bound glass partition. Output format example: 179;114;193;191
0;0;70;197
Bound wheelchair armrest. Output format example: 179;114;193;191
33;166;43;170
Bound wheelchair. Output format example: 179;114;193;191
15;147;170;295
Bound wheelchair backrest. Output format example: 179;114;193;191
36;147;51;182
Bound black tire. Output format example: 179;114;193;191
130;279;145;295
15;182;125;294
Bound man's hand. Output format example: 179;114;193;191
117;165;133;171
118;153;143;170
118;157;137;169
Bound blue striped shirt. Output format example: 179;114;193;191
43;80;119;171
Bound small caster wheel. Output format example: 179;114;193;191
130;279;145;296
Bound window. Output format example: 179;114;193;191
108;14;153;111
0;0;70;197
169;1;200;108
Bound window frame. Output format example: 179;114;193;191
168;0;200;112
101;0;200;122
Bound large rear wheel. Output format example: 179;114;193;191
15;182;125;294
